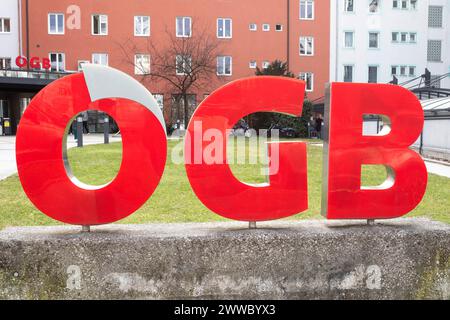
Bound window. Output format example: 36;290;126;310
0;18;11;33
217;56;232;76
249;61;257;69
217;18;232;38
249;23;257;31
176;55;192;75
299;72;314;92
410;0;417;9
344;65;353;82
427;40;442;62
401;0;408;9
77;60;90;72
92;14;108;35
92;53;108;66
391;66;398;76
262;24;270;31
400;66;406;76
48;14;64;34
153;94;164;110
392;32;399;42
275;24;283;32
393;0;399;8
262;61;270;69
49;53;65;72
401;32;408;43
428;6;443;28
344;31;354;48
392;65;415;77
409;33;417;43
300;0;314;19
0;58;11;70
369;32;379;48
344;0;354;12
368;66;378;83
176;17;192;37
369;0;379;13
135;16;150;36
135;54;150;75
299;37;314;55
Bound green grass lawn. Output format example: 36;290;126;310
0;139;448;229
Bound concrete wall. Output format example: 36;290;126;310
0;219;448;300
413;118;450;161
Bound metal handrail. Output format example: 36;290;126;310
0;67;75;80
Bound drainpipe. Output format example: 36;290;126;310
26;0;30;69
287;0;290;70
334;0;339;81
18;0;22;56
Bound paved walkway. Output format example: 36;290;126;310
424;159;450;178
308;143;450;178
0;134;121;180
1;136;449;180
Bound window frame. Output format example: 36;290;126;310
343;64;354;82
176;16;192;38
368;65;379;83
344;0;355;13
48;52;65;72
134;54;151;75
0;57;12;70
0;18;11;33
217;56;232;76
92;53;109;66
299;72;314;92
176;55;192;75
344;31;355;48
368;0;380;14
91;14;108;36
427;39;442;62
134;16;150;37
299;36;314;56
48;13;64;35
300;0;315;20
217;18;232;39
368;31;380;49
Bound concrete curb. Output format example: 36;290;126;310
0;218;448;299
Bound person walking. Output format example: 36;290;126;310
81;111;89;134
315;115;323;139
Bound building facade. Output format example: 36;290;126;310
17;0;330;128
330;0;450;88
0;0;21;133
1;0;449;134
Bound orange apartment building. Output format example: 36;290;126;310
17;0;329;128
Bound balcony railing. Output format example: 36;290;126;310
0;68;75;80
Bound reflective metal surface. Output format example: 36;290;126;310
185;77;308;222
321;83;427;219
16;69;167;225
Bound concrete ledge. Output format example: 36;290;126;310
0;218;449;300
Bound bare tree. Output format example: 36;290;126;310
119;22;222;127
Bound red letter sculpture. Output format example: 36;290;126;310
185;77;308;222
16;65;167;226
321;83;427;220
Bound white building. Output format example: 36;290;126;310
330;0;450;89
0;0;20;71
